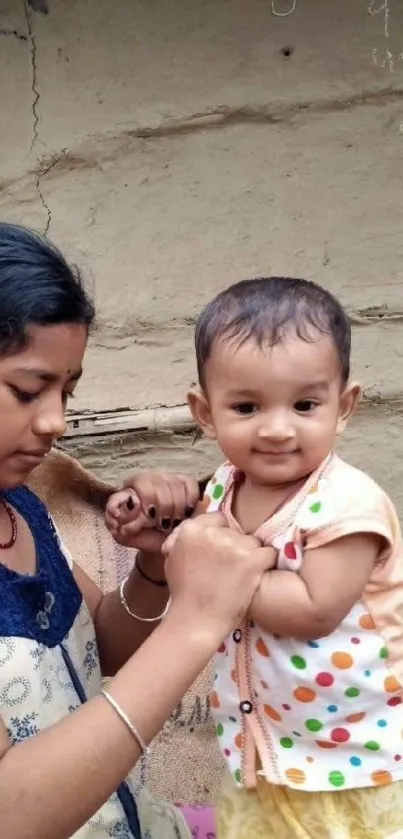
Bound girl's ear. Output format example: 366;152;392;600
187;389;217;439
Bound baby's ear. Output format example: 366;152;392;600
337;381;361;435
187;388;217;440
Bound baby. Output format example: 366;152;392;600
108;277;403;839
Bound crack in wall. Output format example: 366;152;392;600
23;0;51;236
0;28;27;41
350;306;403;324
129;88;403;140
1;83;403;197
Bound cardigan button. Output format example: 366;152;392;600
240;700;253;715
233;629;242;643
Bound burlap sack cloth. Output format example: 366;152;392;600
27;448;225;804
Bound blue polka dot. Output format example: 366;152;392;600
364;670;371;677
229;716;237;723
307;641;320;648
350;756;361;767
292;731;302;737
377;719;387;727
327;705;338;713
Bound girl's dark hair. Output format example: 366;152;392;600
195;276;351;387
0;223;95;355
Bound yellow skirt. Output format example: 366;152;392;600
217;775;403;839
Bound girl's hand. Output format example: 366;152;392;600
163;512;276;636
105;472;200;554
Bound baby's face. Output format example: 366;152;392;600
202;333;357;489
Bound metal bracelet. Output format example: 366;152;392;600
119;574;171;623
101;689;150;755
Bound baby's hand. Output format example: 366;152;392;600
105;472;200;554
264;545;278;571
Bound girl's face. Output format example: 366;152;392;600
0;322;88;488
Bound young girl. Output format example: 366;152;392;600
0;223;273;839
110;277;403;839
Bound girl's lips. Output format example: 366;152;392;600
12;449;50;464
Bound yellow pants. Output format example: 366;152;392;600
217;776;403;839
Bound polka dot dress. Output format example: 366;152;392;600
206;457;403;793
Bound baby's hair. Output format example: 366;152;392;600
0;222;95;355
195;277;351;388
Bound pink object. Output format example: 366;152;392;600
176;803;216;838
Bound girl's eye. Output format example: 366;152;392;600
232;403;258;415
10;386;39;405
295;400;317;413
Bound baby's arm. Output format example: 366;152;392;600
250;532;382;639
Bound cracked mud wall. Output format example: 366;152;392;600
1;0;403;507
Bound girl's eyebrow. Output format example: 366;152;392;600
14;367;82;383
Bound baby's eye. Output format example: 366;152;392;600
232;403;258;415
294;400;318;413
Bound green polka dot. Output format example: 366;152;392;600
345;687;360;698
212;484;224;500
365;741;380;751
380;646;388;659
216;723;224;737
329;770;345;788
280;737;294;749
234;769;241;783
291;655;307;670
310;501;322;514
305;719;323;733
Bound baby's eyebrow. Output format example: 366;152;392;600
226;389;259;398
298;381;329;393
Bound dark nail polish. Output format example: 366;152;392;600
126;496;135;511
173;518;182;529
148;505;156;519
161;517;171;530
185;506;194;518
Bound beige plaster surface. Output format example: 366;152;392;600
1;0;403;506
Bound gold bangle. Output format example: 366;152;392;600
119;574;171;623
101;689;150;755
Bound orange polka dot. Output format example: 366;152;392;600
306;756;314;763
371;770;392;786
293;687;316;703
234;732;244;750
256;638;270;657
384;675;402;693
315;740;338;749
359;613;376;630
260;680;269;690
285;768;306;785
309;484;318;494
200;494;210;511
346;712;366;723
331;651;353;670
263;704;282;722
211;691;220;708
231;668;238;685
